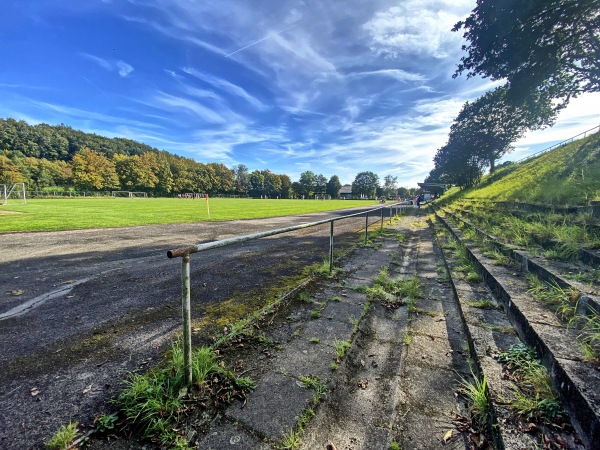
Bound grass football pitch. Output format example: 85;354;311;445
0;198;377;233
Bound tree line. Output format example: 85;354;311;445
426;0;598;189
0;118;413;199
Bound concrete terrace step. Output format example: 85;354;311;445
198;213;474;449
434;210;599;449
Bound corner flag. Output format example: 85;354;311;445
205;193;210;219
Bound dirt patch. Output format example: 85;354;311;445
0;209;22;214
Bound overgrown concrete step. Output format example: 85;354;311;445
298;222;420;449
390;221;473;449
300;217;473;449
450;205;600;292
435;225;581;449
436;213;600;449
441;207;600;318
199;228;405;448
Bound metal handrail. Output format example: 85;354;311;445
166;201;408;384
516;124;599;164
167;203;402;258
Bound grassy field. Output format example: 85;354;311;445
0;198;377;233
442;132;600;205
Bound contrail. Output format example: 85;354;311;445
83;76;108;97
225;22;299;58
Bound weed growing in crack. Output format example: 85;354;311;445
299;375;327;401
465;271;483;283
279;428;302;450
276;376;327;449
497;343;563;421
482;247;512;266
459;372;491;427
46;421;78;450
526;274;579;321
333;338;351;360
579;315;600;362
115;343;255;446
469;299;497;309
309;337;320;344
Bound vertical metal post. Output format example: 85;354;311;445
329;221;334;274
365;212;369;243
389;206;393;224
181;254;193;386
380;207;384;230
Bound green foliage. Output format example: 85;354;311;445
94;413;118;433
497;343;563;420
115;343;254;445
46;421;78;450
333;339;351;360
352;171;379;198
468;299;496;309
526;274;579;320
459;373;491;426
453;0;599;109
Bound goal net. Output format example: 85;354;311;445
1;183;26;205
112;191;148;198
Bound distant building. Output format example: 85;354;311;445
339;184;353;199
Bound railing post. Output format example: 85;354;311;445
389;206;393;224
329;221;334;274
380;207;384;230
181;254;193;386
365;212;369;243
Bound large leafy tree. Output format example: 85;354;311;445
261;170;282;197
0;155;25;184
451;86;554;172
113;153;159;191
326;175;342;199
382;175;398;198
315;174;328;196
249;170;265;197
298;171;317;197
233;164;251;195
352;171;379;198
71;148;119;190
279;174;293;198
453;0;600;109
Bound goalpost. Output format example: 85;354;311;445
112;191;148;198
1;183;26;205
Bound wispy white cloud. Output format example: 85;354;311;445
80;53;135;77
182;67;269;111
31;101;163;130
144;91;229;124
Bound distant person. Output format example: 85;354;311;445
416;195;421;208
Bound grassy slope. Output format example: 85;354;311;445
443;132;600;205
0;198;377;233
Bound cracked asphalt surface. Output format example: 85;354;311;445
0;206;381;449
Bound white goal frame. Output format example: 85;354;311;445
1;183;26;205
112;191;148;198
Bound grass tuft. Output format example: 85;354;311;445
46;422;78;450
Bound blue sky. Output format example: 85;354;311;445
1;0;598;187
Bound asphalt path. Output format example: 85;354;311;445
0;204;390;449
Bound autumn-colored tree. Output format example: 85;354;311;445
114;153;159;191
0;155;25;184
71;148;119;190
